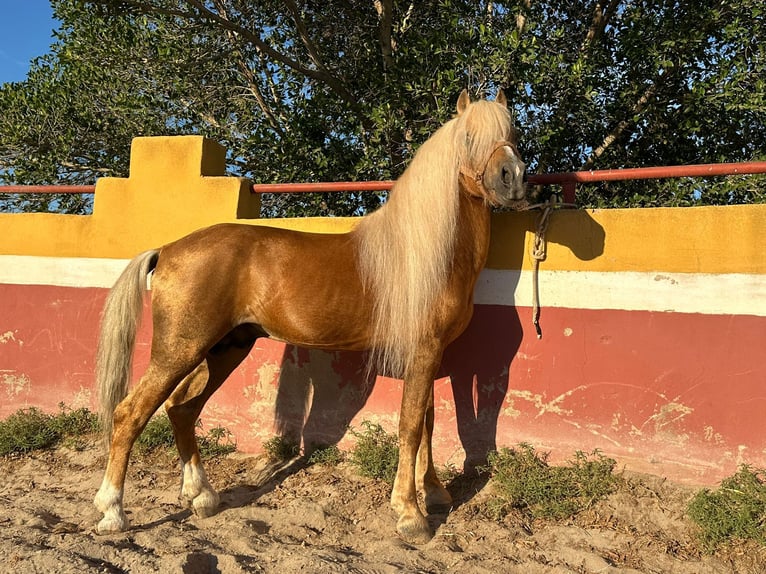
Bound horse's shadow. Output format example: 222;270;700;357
266;209;605;508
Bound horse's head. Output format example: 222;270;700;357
457;89;527;207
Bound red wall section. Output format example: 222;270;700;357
2;283;763;484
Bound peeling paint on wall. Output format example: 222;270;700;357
2;371;31;397
643;401;694;445
506;387;576;418
70;387;92;409
0;331;21;345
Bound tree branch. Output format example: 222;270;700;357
283;0;328;73
581;0;620;52
374;0;394;70
181;0;364;112
210;0;285;135
98;0;366;120
516;0;532;34
583;81;658;169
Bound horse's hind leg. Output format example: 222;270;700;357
94;359;202;533
165;333;255;519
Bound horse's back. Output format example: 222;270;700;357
150;222;374;351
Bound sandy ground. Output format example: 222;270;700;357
1;444;764;574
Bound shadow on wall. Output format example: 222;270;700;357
273;346;375;453
271;209;605;471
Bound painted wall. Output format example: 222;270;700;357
1;136;764;485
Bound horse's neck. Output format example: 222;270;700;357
454;187;492;276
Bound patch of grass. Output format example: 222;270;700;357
136;414;237;458
198;424;237;458
307;444;344;466
0;404;101;456
348;421;399;484
52;404;100;450
437;462;461;484
0;408;60;456
687;465;766;552
485;443;619;520
262;435;301;462
135;413;176;454
51;404;100;436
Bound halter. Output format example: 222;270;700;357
469;140;521;185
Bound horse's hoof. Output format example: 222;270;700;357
96;510;129;534
192;489;220;518
424;487;452;514
396;513;433;545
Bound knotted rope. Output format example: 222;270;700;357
521;195;576;338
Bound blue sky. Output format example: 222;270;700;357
0;0;59;85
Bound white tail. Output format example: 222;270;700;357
95;249;159;445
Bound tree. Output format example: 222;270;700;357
1;0;764;215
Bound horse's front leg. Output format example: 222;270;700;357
391;350;442;544
416;389;452;513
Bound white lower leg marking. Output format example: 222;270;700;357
94;478;128;533
180;461;219;518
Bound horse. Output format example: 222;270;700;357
93;89;526;544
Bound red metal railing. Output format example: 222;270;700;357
2;161;766;204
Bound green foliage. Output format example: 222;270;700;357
50;403;100;436
199;425;237;458
136;414;237;458
307;444;344;466
348;421;399;484
1;1;764;215
135;413;176;454
262;435;301;462
0;404;100;456
687;465;766;552
0;406;234;458
0;408;60;456
485;443;619;520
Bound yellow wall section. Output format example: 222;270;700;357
1;135;764;274
488;204;766;273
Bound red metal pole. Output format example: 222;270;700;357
251;181;394;193
527;161;766;185
0;185;96;194
3;161;766;199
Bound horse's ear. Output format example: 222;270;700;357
457;89;471;115
496;88;508;108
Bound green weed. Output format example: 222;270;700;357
198;424;237;458
307;444;344;466
262;435;301;461
136;414;237;458
485;443;619;520
0;408;60;456
687;465;766;552
0;404;101;456
348;421;399;484
135;413;176;454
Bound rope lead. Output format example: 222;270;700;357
527;194;575;339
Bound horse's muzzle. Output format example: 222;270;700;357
485;145;527;206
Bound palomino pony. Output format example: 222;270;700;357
93;89;526;543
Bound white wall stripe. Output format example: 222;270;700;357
476;269;766;317
0;255;129;288
2;255;765;317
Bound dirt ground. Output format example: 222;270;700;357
1;444;764;574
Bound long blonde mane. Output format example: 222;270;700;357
355;98;512;378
